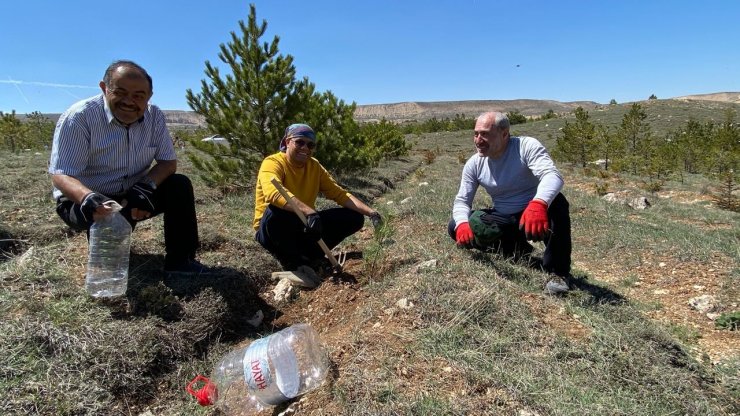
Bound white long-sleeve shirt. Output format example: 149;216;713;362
452;136;563;227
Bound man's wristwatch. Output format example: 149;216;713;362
141;176;157;190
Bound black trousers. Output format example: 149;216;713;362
448;193;571;277
55;174;200;268
255;204;364;269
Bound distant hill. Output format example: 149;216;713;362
671;92;740;103
353;99;600;122
26;92;740;128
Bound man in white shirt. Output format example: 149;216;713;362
449;112;572;294
49;60;207;276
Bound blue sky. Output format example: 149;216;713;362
1;0;738;114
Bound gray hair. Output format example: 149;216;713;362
477;111;510;130
103;60;153;92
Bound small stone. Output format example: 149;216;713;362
658;262;666;268
247;310;264;327
373;322;381;328
653;289;669;295
396;298;414;309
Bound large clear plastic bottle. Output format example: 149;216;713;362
85;202;131;298
187;323;329;415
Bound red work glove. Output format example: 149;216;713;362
455;222;474;246
519;199;549;241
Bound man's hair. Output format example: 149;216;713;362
103;60;153;92
478;111;510;130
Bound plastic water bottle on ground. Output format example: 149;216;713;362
187;323;329;415
86;201;131;298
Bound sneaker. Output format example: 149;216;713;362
164;259;212;276
544;276;570;295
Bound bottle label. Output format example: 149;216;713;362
243;336;288;405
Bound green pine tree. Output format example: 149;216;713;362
185;4;384;192
615;103;652;175
555;107;598;167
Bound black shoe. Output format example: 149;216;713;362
164;259;212;276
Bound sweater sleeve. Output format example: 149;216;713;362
452;157;479;226
521;137;564;205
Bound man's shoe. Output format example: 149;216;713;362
164;259;212;276
544;276;570;295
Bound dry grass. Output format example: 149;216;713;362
1;125;738;415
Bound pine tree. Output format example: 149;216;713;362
185;4;366;192
0;111;26;153
616;103;652;175
555;107;597;167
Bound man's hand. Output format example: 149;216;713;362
304;212;323;241
80;192;112;223
455;222;474;247
519;199;549;241
369;211;383;228
124;182;157;215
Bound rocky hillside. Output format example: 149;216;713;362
353;99;600;122
672;91;740;103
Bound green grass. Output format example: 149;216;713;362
1;111;738;415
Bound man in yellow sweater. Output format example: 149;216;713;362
254;123;381;272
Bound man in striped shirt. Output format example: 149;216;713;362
49;60;207;275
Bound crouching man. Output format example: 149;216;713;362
448;112;572;294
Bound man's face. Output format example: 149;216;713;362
100;67;151;125
285;136;316;165
473;116;509;158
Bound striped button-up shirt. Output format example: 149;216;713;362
48;94;176;199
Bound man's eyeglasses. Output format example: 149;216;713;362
292;139;316;149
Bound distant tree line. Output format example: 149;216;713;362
554;103;739;211
397;109;558;135
0;111;55;152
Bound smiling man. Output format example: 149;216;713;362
448;111;573;295
49;60;208;276
254;123;381;275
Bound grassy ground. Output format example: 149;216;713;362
1;125;738;415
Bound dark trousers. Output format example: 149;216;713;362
255;204;364;269
448;193;571;277
55;174;200;268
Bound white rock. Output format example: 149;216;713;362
396;298;414;309
628;197;651;210
418;182;429;186
273;279;299;302
400;197;412;204
412;259;438;273
247;310;264;327
653;289;669;295
688;295;719;314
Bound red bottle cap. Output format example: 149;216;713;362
186;374;217;406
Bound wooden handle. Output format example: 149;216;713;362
270;177;341;269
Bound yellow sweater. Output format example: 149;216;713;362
253;152;352;230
